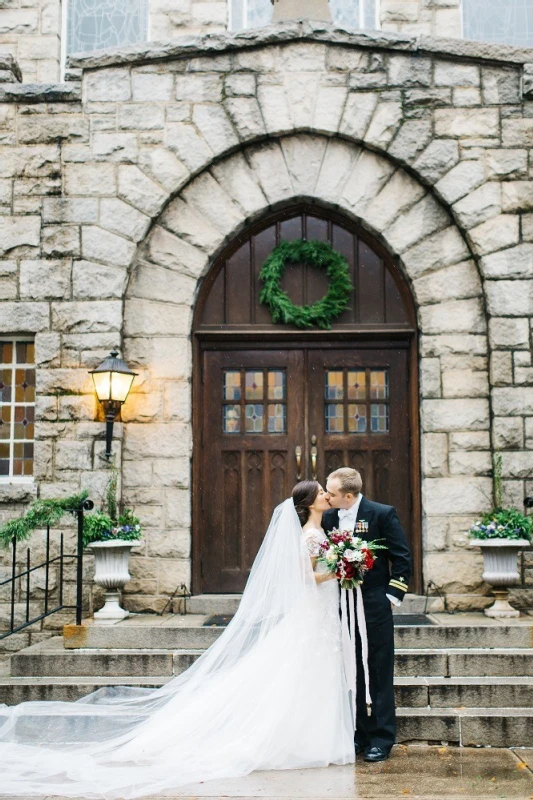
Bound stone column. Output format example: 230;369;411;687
271;0;332;23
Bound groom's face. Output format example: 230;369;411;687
326;477;356;510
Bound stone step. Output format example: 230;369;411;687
185;594;443;615
2;675;532;709
63;621;533;651
397;707;533;748
11;638;533;678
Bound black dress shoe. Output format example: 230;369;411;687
364;746;391;762
354;742;366;755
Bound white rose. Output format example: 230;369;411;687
344;549;356;562
326;548;337;562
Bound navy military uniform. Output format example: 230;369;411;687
323;496;411;751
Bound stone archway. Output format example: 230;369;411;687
122;133;489;596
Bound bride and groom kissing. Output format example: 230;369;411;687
0;467;412;798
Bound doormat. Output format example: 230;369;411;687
393;614;435;626
203;614;234;627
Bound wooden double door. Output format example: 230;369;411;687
198;344;411;593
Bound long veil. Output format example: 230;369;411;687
0;499;354;798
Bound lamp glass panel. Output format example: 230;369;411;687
110;371;135;403
92;371;111;402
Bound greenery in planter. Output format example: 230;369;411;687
83;469;142;548
468;454;532;542
0;491;89;548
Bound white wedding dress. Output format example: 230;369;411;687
0;500;355;799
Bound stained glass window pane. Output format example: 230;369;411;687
267;370;286;401
268;403;286;434
245;371;264;401
14;406;34;440
330;0;378;30
347;371;366;400
0;338;34;480
15;342;34;364
462;0;533;48
245;404;264;433
229;0;272;30
370;371;389;400
0;342;13;364
67;0;148;55
325;371;344;400
348;404;367;433
326;404;344;433
224;371;241;401
0;405;11;438
15;368;35;403
371;404;389;433
0;369;12;403
223;405;241;433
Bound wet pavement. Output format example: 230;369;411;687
4;746;532;800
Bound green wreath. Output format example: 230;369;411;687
259;239;353;330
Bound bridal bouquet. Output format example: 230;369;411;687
316;528;386;590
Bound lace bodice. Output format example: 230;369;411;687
303;527;341;654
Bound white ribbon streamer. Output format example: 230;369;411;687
340;585;372;729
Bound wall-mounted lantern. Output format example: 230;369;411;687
89;350;137;460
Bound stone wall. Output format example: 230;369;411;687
0;25;532;622
0;0;61;83
380;0;461;37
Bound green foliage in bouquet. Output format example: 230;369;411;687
83;469;142;548
468;454;532;542
0;492;89;549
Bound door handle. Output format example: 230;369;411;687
310;435;318;480
295;446;302;480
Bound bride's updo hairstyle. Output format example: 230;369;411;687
292;480;320;526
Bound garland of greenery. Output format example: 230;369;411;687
0;491;89;549
259;239;353;330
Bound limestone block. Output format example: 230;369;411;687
501;451;533;479
422;516;448;553
493;417;524;450
117;165;167;217
402;226;470;279
421;399;490;432
144;226;208;278
84;68;131;102
163;488;191;529
72;260;127;300
37;368;93;396
419;298;485;335
81;225;136;267
125;422;191;459
339;92;378;140
490;351;513;386
125;336;190;381
388;54;431;86
422;477;492;516
364;170;425;233
20;259;70;300
0;216;40;254
175;73;222;102
341;150;395;218
449;431;490;451
486;149;528;179
314;140;361;204
131;71;174;102
501;480;527;511
434;108;499;138
387;120;432;164
449;450;492;476
157;558;191;595
119;104;165;131
161;197;225;252
482;67;520;105
422;432;448;477
54;440;92;471
280;135;327;196
43;198;99;224
147;530;190;560
423;551;484;593
434;61;479;87
124;299;191;337
92;132;138;163
256;83;292;136
42;226;80;258
386;194;450;254
489;317;530;349
129;263;196;305
192;103;239;152
363;101;403;149
486;279;533;316
64;163;117;197
163;381;191;423
166;122;213;172
501;181;533;213
0;9;39;34
452;88;481;107
58;395;97;422
285;73;320;130
313;85;347;134
35;331;61;366
521;214;533;243
225;73;256;97
481;243;533;279
17;116;89;145
223;97;265;140
138;147;189;193
51;300;122;333
502;118;533;148
453;183;502;229
348;59;387;90
211;153;267;216
434;159;486;205
420;357;441;398
442;369;489;398
413;260;481;305
120;390;163;424
412;139;459;184
99;198;150;243
493;387;533;416
246;141;294;205
0;144;60;179
469;215;519;256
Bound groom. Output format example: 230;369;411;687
323;467;411;763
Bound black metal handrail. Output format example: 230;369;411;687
0;497;93;639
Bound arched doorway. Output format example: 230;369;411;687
193;204;420;594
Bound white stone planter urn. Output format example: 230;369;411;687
88;540;143;623
476;538;530;618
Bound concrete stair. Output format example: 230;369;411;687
2;607;533;747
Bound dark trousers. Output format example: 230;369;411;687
353;586;396;750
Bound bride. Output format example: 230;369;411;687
0;482;355;798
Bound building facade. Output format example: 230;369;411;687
1;0;533;620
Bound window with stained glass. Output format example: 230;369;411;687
228;0;272;30
0;339;35;480
65;0;148;57
223;369;287;434
228;0;380;31
325;368;389;434
462;0;533;48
